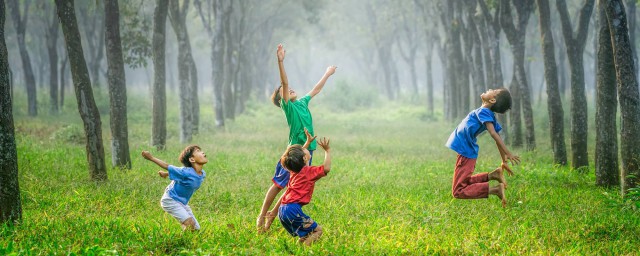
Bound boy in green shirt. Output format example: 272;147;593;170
257;44;336;232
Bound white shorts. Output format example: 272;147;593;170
160;193;200;230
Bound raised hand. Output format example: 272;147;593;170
141;151;153;160
304;127;317;143
317;137;331;152
277;44;286;62
325;65;337;76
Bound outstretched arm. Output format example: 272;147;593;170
485;122;520;175
308;65;337;98
277;44;289;103
141;151;169;170
317;137;331;174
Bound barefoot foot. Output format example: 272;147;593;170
489;167;507;189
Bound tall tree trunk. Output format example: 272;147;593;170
557;0;595;170
152;0;168;149
105;0;131;169
501;0;536;149
211;0;226;127
46;6;60;114
595;1;619;186
56;0;107;181
605;0;640;194
468;3;486;105
0;0;22;224
168;0;194;143
537;0;567;165
7;0;37;116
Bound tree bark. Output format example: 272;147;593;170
168;0;195;143
7;0;37;116
0;0;22;224
105;0;131;169
152;0;168;149
500;0;536;149
56;0;108;181
59;55;68;109
595;0;619;187
46;2;60;114
557;0;595;170
537;0;568;165
605;0;640;194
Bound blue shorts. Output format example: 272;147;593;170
278;203;318;237
272;150;313;188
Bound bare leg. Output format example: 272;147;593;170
489;183;507;208
257;184;282;231
488;167;507;189
264;192;284;230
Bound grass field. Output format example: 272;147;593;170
2;90;639;255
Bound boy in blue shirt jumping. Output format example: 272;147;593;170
445;88;520;208
142;145;208;230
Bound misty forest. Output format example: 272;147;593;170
1;0;640;254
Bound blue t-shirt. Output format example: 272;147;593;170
165;165;206;205
445;107;502;159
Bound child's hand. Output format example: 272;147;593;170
501;161;514;176
158;171;168;178
304;127;317;143
325;65;337;76
277;44;285;62
506;153;521;165
141;151;153;160
317;137;331;152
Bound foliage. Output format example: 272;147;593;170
120;0;152;69
3;92;640;254
320;79;380;112
49;125;85;145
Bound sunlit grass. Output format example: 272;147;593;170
2;90;639;254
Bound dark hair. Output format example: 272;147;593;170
490;88;512;114
179;145;201;167
280;145;306;173
271;85;282;107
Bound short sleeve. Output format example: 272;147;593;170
310;165;326;181
167;165;185;181
299;94;311;105
478;108;501;133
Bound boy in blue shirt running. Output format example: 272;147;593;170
445;88;520;208
142;145;208;230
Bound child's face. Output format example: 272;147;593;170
481;89;498;104
280;87;297;101
190;148;208;165
303;148;311;166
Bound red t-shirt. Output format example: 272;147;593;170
282;165;326;205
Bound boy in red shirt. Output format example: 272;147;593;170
278;136;331;246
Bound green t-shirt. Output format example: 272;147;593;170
281;94;316;150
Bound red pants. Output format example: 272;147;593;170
452;155;489;199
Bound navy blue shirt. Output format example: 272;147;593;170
165;165;206;205
445;107;502;159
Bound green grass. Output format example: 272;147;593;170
2;90;639;255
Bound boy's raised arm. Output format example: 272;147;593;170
277;44;289;103
141;151;169;170
308;65;337;98
317;137;331;174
